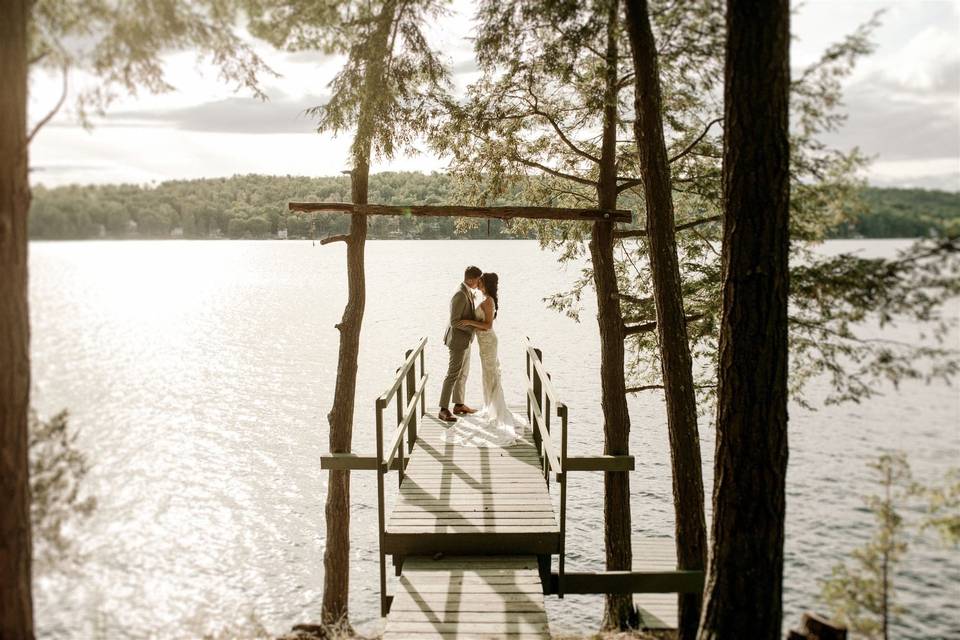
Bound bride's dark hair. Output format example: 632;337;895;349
481;272;499;317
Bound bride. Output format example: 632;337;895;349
441;272;524;447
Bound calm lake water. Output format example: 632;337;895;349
28;239;959;639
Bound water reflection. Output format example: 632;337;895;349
28;239;959;639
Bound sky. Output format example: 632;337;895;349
27;0;960;191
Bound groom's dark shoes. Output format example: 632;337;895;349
438;408;457;422
453;403;477;415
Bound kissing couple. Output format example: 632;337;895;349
437;265;523;447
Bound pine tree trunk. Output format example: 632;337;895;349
0;0;35;637
622;2;707;637
881;472;891;640
320;191;367;629
698;1;790;638
320;0;395;628
594;0;637;628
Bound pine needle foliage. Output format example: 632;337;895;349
244;0;451;165
820;453;912;640
916;467;960;547
28;409;96;567
29;0;275;124
430;1;959;410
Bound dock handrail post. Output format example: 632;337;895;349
525;348;531;423
544;374;551;487
418;349;426;424
558;403;568;597
405;349;417;454
532;348;543;459
375;397;388;617
396;369;405;487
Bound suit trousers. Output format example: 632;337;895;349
440;344;471;408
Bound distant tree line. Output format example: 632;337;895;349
28;172;958;241
829;187;960;239
27;172;536;240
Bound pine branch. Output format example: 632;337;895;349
320;234;350;245
623;313;704;335
524;84;600;164
623;320;658;335
615;292;653;306
667;117;722;164
625;384;664;393
512;156;597;187
626;383;716;394
27;63;69;145
614;214;722;239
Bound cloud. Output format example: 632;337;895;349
872;23;960;97
818;8;959;187
30;163;109;174
825;79;959;162
97;92;331;135
867;158;959;192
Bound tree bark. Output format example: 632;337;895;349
623;2;707;638
594;0;637;628
0;0;35;637
698;1;791;638
320;0;396;628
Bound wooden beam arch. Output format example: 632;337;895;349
288;202;633;223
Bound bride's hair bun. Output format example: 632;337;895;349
481;272;499;318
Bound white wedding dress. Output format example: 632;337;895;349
441;300;524;447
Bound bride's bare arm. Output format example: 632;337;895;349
457;298;495;331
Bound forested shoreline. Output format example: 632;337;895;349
28;172;959;240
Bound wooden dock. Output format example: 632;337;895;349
633;538;681;629
384;413;560;556
384;556;550;640
321;337;702;639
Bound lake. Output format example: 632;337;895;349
27;239;960;639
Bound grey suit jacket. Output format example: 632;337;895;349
443;283;476;350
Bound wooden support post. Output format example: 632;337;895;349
396;374;404;489
418;349;426;430
526;348;532;424
532;348;543;468
375;398;388;617
405;349;417;453
558;403;568;598
537;555;551;592
544;372;551;487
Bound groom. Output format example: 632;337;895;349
438;265;483;423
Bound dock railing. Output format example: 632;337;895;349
525;338;568;596
375;336;428;615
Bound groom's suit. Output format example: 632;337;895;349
440;282;476;409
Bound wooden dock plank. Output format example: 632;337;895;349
384;413;555;638
384;556;550;640
386;412;559;546
633;537;680;630
387;611;548;623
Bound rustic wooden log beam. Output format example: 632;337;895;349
545;570;705;595
288;202;633;223
320;453;407;471
564;455;635;472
